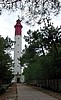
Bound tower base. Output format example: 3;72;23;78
13;74;25;83
14;74;21;83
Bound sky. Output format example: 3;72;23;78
0;10;28;47
0;9;39;48
0;8;61;58
0;9;39;58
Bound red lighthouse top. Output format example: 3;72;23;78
14;19;23;36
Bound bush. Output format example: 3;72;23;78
0;84;9;94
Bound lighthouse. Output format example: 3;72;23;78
14;19;23;83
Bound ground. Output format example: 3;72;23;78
0;83;17;100
0;83;61;100
29;85;61;100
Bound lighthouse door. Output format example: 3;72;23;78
17;78;20;83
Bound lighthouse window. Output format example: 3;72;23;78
18;38;19;39
18;51;19;53
17;58;19;59
18;44;19;46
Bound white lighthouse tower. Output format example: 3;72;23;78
14;18;23;83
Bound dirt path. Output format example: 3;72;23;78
17;83;58;100
0;83;61;100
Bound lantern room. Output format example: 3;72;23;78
14;19;23;36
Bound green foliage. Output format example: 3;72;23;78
0;0;60;25
20;19;61;86
0;36;14;84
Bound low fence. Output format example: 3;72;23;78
30;79;61;92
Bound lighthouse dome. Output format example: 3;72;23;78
14;19;23;35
